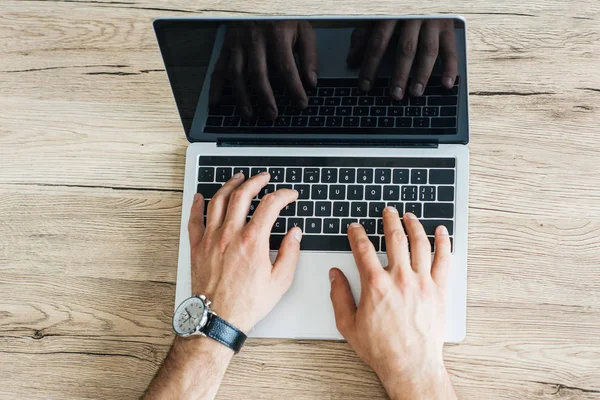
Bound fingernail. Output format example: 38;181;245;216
412;83;424;96
259;171;270;176
442;76;454;88
349;222;362;229
292;227;303;243
310;71;318;86
391;85;403;100
295;99;307;109
437;225;448;235
194;193;201;203
232;172;244;179
241;106;252;117
359;79;371;93
405;212;417;220
329;269;336;283
385;206;398;214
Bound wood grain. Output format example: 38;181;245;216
1;1;600;399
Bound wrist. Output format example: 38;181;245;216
376;360;455;400
173;335;234;364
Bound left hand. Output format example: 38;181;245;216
189;172;303;332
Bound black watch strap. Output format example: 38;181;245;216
203;314;247;353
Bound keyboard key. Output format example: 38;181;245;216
431;117;457;127
347;185;363;200
256;118;274;127
388;107;403;116
428;96;458;106
343;116;360;127
301;235;352;251
375;96;391;106
304;168;320;183
369;202;385;217
424;203;454;218
216;167;232;182
329;185;346;200
258;184;276;199
401;186;418;201
360;219;376;234
319;106;336;116
353;106;370;116
323;218;341;234
335;88;351;96
423;107;439;117
309;116;326;126
251;167;267;177
361;116;377;127
206;116;223;126
276;184;292;190
351;202;368;217
324;97;341;106
197;183;222;198
274;116;291;126
311;185;328;199
298;201;314;216
315;201;332;216
302;106;319;116
287;218;304;231
405;202;422;217
411;169;427;184
413;117;430;128
223;116;241;126
333;201;350;217
437;186;455;201
378;117;395;127
326;116;343;126
341;219;358;234
305;218;322;233
420;186;436;201
429;169;455;184
280;202;296;216
405;107;421;117
393;169;409;184
272;218;286;233
198;167;215;182
370;107;386;117
318;87;334;96
383;185;400;200
370;234;381;250
291;116;309;126
268;167;285;183
409;96;426;106
370;87;384;96
336;107;352;116
322;168;338;183
375;168;392;183
339;168;356;183
283;106;301;116
365;185;382;200
240;118;257;127
233;167;250;178
359;97;374;106
286;168;302;183
357;168;374;183
276;96;291;106
421;220;453;235
424;85;458;96
341;97;358;106
377;219;384;234
308;97;324;106
387;202;404;214
294;184;310;199
440;106;457;116
396;117;412;127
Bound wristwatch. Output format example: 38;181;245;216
172;295;247;353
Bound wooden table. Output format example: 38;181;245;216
1;1;599;399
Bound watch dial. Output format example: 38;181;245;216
174;297;206;335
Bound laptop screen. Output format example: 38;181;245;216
154;17;468;144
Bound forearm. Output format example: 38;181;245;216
377;363;457;400
143;336;234;400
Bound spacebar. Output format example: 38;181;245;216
270;235;351;251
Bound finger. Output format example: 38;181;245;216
296;21;319;88
228;29;253;119
410;21;440;97
382;207;411;274
390;19;422;100
329;268;356;337
347;223;383;285
249;189;299;236
222;172;271;228
403;213;431;274
272;227;303;289
358;20;397;93
272;34;308;109
431;225;452;288
246;25;278;119
346;27;370;67
208;43;229;106
188;193;206;249
205;172;245;230
438;24;458;89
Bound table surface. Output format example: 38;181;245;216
1;1;600;399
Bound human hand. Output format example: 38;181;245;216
347;19;458;100
329;208;456;400
189;172;302;332
209;21;318;120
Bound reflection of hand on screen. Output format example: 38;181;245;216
209;21;318;120
347;19;457;100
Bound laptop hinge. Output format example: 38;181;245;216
216;138;439;148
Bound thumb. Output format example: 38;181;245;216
272;227;302;290
329;268;356;336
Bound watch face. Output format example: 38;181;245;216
173;296;206;336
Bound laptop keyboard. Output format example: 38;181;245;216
197;156;456;253
205;77;460;135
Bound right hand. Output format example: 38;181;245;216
209;21;318;120
329;207;456;399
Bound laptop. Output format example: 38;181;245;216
154;15;469;342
